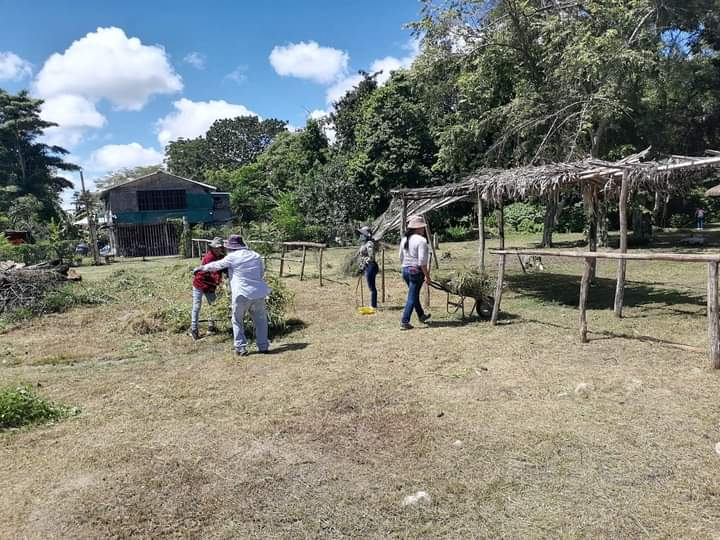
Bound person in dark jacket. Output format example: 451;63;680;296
190;237;225;340
357;226;379;308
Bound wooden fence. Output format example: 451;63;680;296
490;249;720;369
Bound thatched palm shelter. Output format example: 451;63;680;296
374;150;720;317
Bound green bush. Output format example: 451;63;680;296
504;202;545;233
0;384;78;430
669;213;693;229
272;192;305;241
444;225;472;242
557;202;586;233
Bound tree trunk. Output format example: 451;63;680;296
583;186;598;280
597;196;608;248
541;191;559;248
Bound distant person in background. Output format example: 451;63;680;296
190;237;225;340
357;226;378;309
696;207;706;230
193;235;270;356
399;215;431;330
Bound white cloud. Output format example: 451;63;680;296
0;51;32;81
183;51;206;70
34;27;182;111
40;94;106;147
270;41;348;84
307;109;336;144
325;73;364;105
369;38;420;85
324;38;421;104
224;65;248;85
156;98;258;146
89;142;163;171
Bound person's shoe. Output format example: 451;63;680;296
400;323;414;330
420;313;432;324
190;329;200;341
258;349;269;354
207;324;218;335
235;348;249;357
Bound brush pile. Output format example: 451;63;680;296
433;268;492;301
0;260;78;316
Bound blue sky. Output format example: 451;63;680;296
0;0;422;196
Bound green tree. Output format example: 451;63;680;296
94;164;162;191
0;89;78;220
205;116;287;170
165;137;210;180
330;72;379;152
351;71;437;214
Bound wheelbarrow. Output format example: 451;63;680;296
429;280;493;319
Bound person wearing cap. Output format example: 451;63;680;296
356;225;378;309
190;237;225;340
192;234;270;356
399;215;431;330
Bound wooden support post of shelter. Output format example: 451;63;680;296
579;257;593;343
381;247;386;303
491;254;506;325
708;261;720;369
400;196;408;236
279;245;286;277
477;188;485;272
614;171;630;317
300;246;307;281
318;247;324;287
496;203;505;250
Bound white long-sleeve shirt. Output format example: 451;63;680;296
199;248;270;300
399;234;429;268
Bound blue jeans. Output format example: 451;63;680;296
402;266;426;324
232;296;269;352
365;262;378;308
697;217;705;229
191;287;217;330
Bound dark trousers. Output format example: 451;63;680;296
364;261;378;308
402;266;426;324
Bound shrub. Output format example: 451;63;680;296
0;384;78;430
444;225;472;242
504;202;545;233
557;202;586;233
669;213;693;229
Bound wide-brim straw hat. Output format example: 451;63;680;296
224;234;246;250
209;237;224;248
407;215;427;230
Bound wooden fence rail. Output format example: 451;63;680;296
490;249;720;369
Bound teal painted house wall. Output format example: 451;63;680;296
114;192;215;225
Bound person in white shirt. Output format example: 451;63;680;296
193;235;270;356
399;215;431;330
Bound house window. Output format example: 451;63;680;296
137;190;186;211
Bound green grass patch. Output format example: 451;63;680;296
0;384;79;431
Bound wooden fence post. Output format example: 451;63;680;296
491;254;506;325
497;203;505;250
614;171;630;317
300;247;307;280
579;257;593;343
279;245;286;277
318;248;324;287
401;197;408;236
381;247;386;303
477;189;485;272
708;261;720;368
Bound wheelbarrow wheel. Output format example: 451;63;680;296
477;296;494;318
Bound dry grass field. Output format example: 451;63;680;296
2;231;720;539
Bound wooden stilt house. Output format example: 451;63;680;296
99;171;231;257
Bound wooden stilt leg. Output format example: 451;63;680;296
708;261;720;368
579;257;592;343
491;254;506;325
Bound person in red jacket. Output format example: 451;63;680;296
190;237;225;340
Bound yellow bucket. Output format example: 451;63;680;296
357;307;376;315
